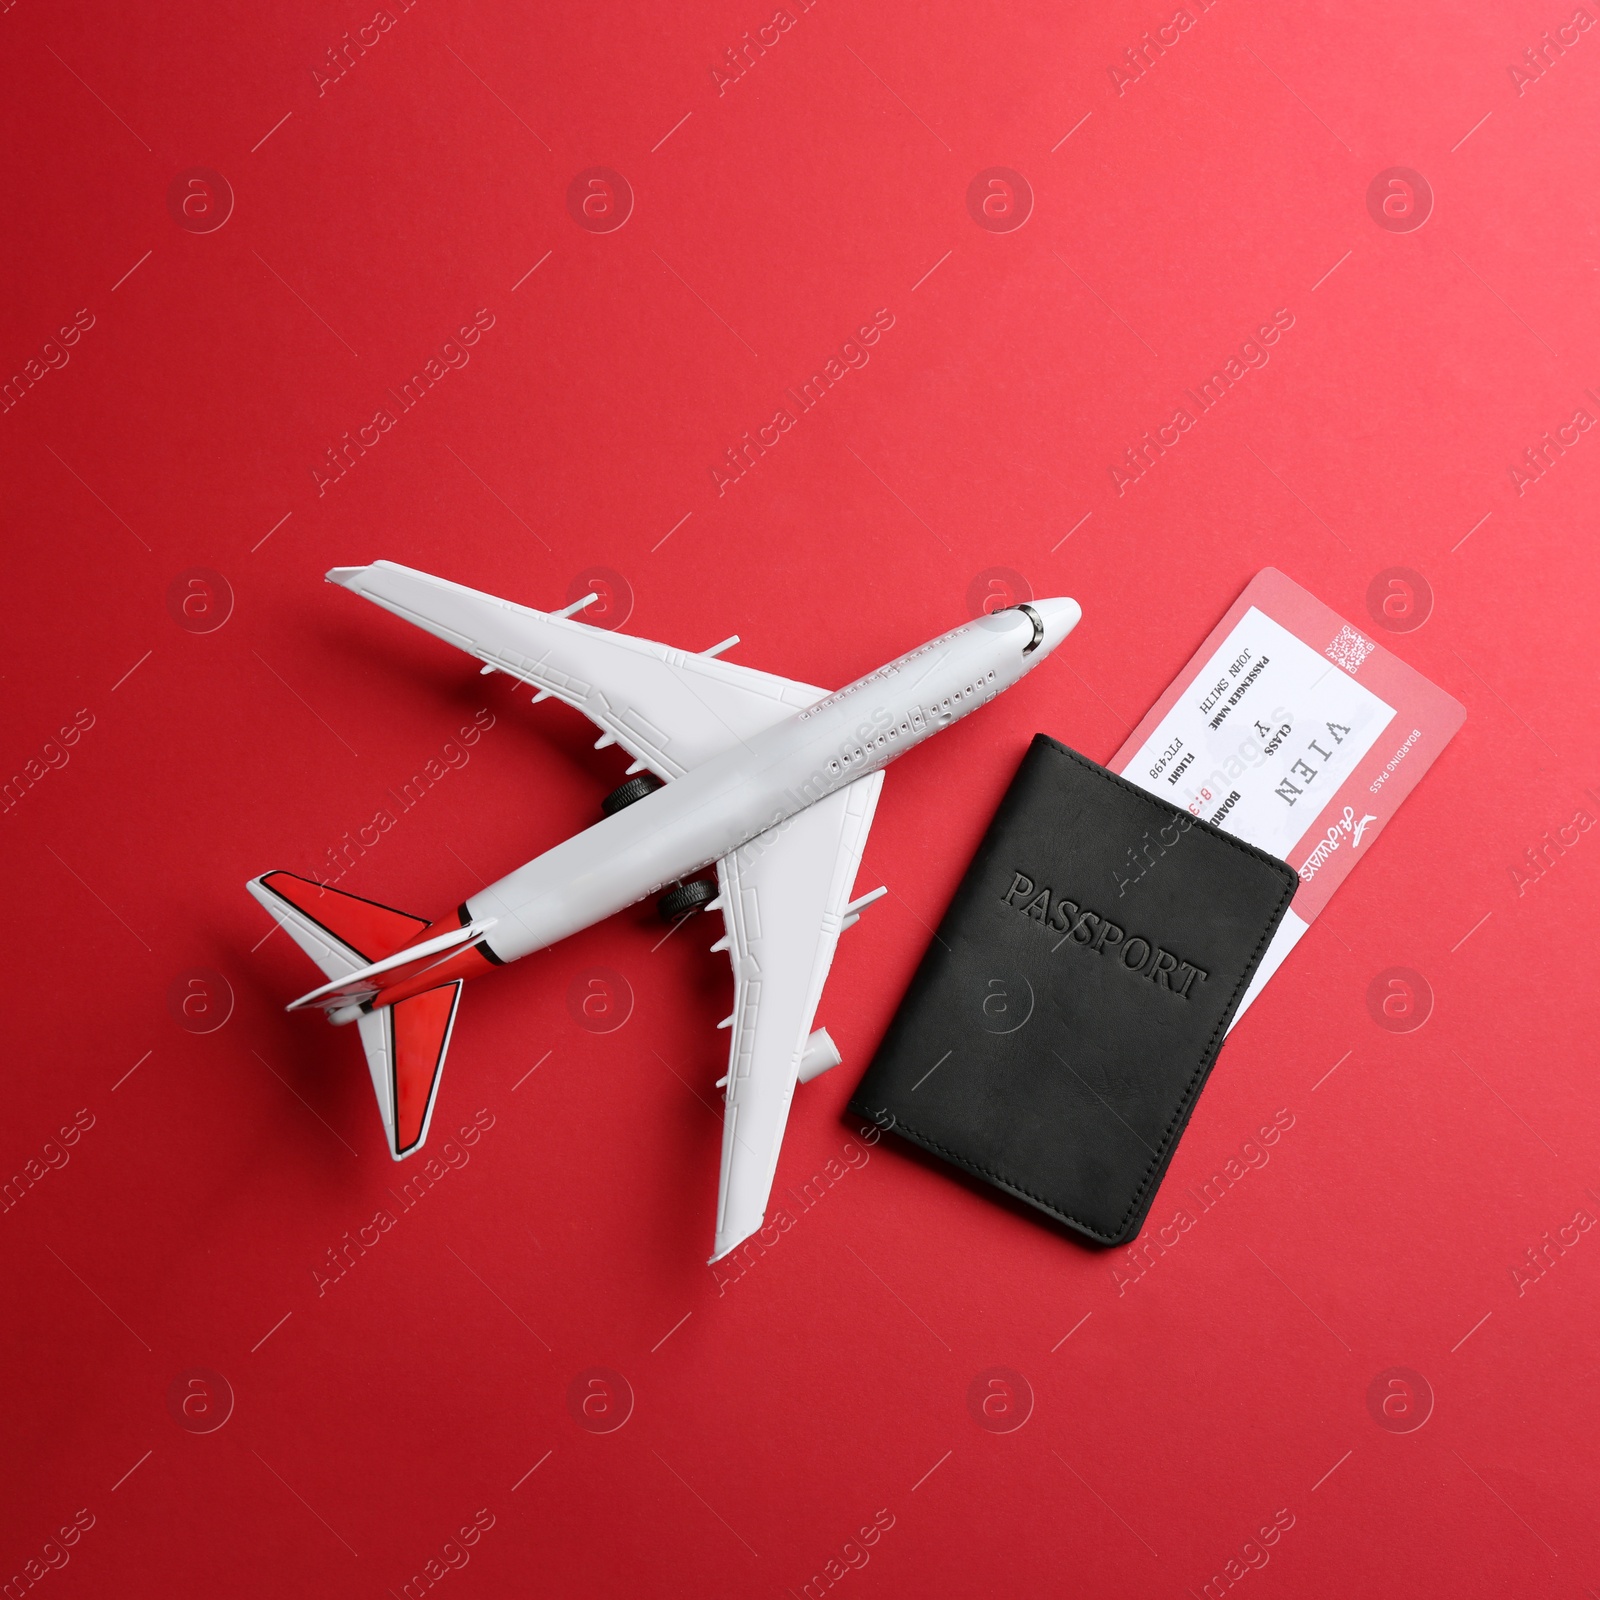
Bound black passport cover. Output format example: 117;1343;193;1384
849;735;1299;1246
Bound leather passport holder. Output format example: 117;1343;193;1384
849;734;1299;1247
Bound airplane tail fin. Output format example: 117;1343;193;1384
247;870;433;976
246;871;460;1160
354;983;462;1159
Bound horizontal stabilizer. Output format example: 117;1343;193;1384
247;871;431;981
248;871;461;1157
358;982;462;1158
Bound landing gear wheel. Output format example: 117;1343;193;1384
657;878;717;923
601;773;662;817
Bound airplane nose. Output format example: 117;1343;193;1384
1015;598;1081;656
1033;597;1082;651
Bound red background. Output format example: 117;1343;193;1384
3;0;1599;1593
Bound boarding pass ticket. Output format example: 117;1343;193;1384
1111;568;1465;1024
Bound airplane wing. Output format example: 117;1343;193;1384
328;562;828;778
709;769;885;1261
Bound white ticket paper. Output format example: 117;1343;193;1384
1120;606;1396;861
1110;570;1464;1029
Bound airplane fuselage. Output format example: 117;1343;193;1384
360;603;1067;1010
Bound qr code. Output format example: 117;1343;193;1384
1325;624;1375;674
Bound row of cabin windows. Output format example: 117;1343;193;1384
829;671;998;774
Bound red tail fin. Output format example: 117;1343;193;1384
255;871;431;964
249;871;462;1160
389;984;462;1153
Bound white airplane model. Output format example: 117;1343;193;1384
248;563;1080;1260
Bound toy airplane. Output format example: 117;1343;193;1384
248;563;1080;1260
